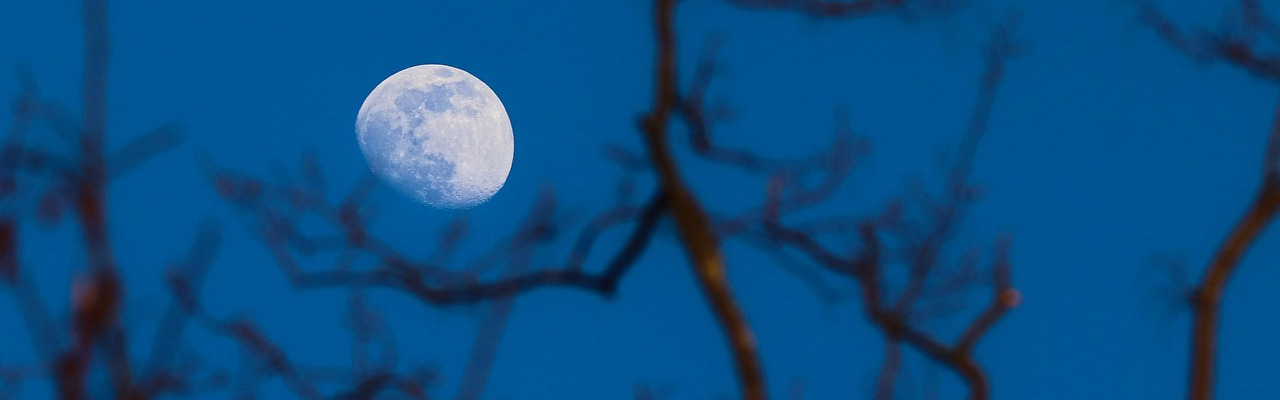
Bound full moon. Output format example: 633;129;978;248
356;64;514;209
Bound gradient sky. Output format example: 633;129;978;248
3;0;1280;399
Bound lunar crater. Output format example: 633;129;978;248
356;64;514;209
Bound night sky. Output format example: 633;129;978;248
3;0;1280;399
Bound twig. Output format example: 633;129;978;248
756;17;1021;400
210;163;670;304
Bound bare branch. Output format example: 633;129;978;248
1141;4;1280;399
642;1;767;398
1186;129;1280;400
1140;0;1280;83
107;123;183;179
209;160;670;304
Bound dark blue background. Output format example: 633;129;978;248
3;0;1279;398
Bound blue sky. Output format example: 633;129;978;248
3;0;1280;398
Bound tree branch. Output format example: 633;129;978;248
1186;99;1280;400
1140;4;1280;399
642;1;767;398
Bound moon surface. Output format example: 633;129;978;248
356;64;514;209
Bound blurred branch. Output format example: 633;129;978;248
1185;97;1280;400
205;153;668;399
196;2;1021;400
0;0;193;397
676;39;867;179
139;221;222;397
1141;3;1280;399
0;0;1032;398
163;248;434;400
1140;0;1280;83
454;191;549;400
107;122;183;179
643;0;767;399
208;161;669;304
873;337;902;400
753;18;1021;400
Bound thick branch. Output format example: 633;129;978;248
1141;5;1280;399
644;1;766;399
1187;96;1280;399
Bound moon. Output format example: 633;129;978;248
355;64;514;209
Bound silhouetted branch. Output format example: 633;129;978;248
1267;91;1280;179
454;294;514;400
1140;0;1280;83
209;159;669;305
138;221;223;397
0;365;39;400
107;123;182;179
874;337;903;400
453;190;555;400
633;383;674;400
751;18;1021;400
2;0;1038;397
205;148;695;393
164;255;433;400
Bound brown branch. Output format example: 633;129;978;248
644;1;766;399
188;2;1017;400
33;1;146;398
1140;4;1280;399
855;234;1015;400
1186;99;1280;400
893;14;1016;315
954;238;1017;354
